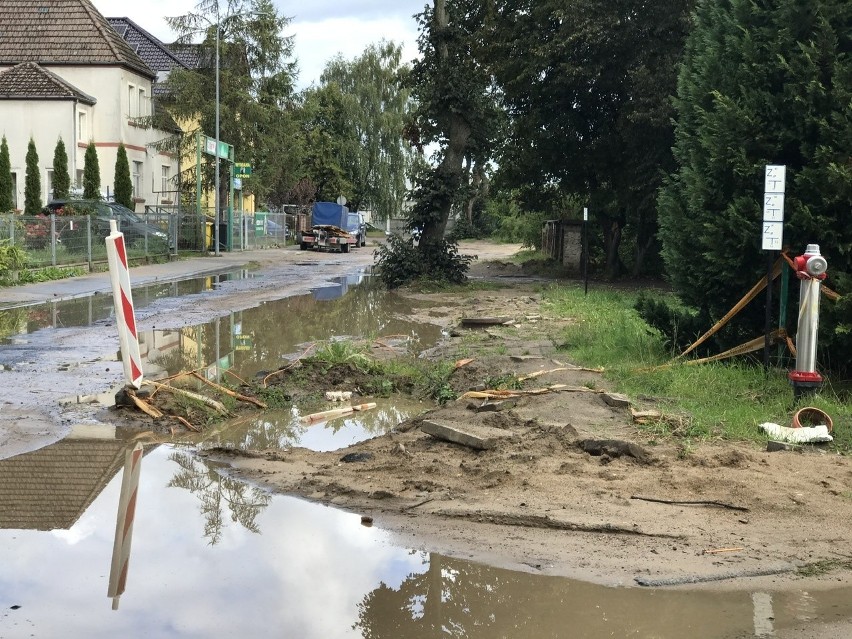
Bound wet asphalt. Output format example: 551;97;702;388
0;248;287;308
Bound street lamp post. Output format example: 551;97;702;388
182;1;274;256
213;9;221;256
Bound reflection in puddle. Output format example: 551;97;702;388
2;444;852;638
199;397;428;452
136;273;442;386
0;269;256;340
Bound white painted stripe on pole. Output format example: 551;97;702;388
105;222;144;389
108;443;144;610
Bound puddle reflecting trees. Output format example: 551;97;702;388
167;450;271;544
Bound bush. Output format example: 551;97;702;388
375;234;473;289
634;292;710;356
0;240;27;277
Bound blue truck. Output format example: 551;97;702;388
297;202;358;252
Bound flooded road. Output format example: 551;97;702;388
2;262;852;638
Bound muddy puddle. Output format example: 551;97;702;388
2;440;851;638
3;272;852;637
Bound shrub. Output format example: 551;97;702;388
374;234;473;289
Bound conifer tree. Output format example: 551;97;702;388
0;136;13;212
52;137;70;200
113;143;133;209
83;142;101;200
658;0;851;331
24;138;42;215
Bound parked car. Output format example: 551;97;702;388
43;199;170;247
346;212;367;247
266;219;289;239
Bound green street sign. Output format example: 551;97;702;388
203;135;232;160
235;162;252;176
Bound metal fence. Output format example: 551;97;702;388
0;213;175;271
0;209;304;273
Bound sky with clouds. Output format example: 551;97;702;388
91;0;426;88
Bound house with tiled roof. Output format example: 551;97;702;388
0;0;179;211
107;17;196;96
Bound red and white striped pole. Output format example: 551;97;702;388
105;220;144;389
107;442;144;610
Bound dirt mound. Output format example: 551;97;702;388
207;277;852;590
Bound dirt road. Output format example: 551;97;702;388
202;246;852;593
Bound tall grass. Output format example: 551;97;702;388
543;284;851;451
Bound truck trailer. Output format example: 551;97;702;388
297;202;358;252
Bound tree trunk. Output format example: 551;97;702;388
420;0;472;247
602;217;623;279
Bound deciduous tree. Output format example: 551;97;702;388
165;0;300;210
320;41;414;220
491;0;694;278
406;0;501;248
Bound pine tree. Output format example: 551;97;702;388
83;142;101;200
24;138;42;215
52;138;70;200
0;136;13;212
113;143;133;209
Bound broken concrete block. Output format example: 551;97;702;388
602;392;631;408
421;419;512;450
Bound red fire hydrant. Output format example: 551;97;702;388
788;244;828;398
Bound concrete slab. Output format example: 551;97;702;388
420;419;513;450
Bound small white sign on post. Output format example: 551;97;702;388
763;193;785;221
762;221;784;250
764;165;786;194
583;207;588;221
762;165;786;250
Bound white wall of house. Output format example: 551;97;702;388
0;65;179;212
0;100;75;210
51;66;178;211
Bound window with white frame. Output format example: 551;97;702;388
46;169;54;201
132;161;143;197
77;111;86;141
161;165;170;194
139;88;146;117
75;169;84;189
128;84;136;117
